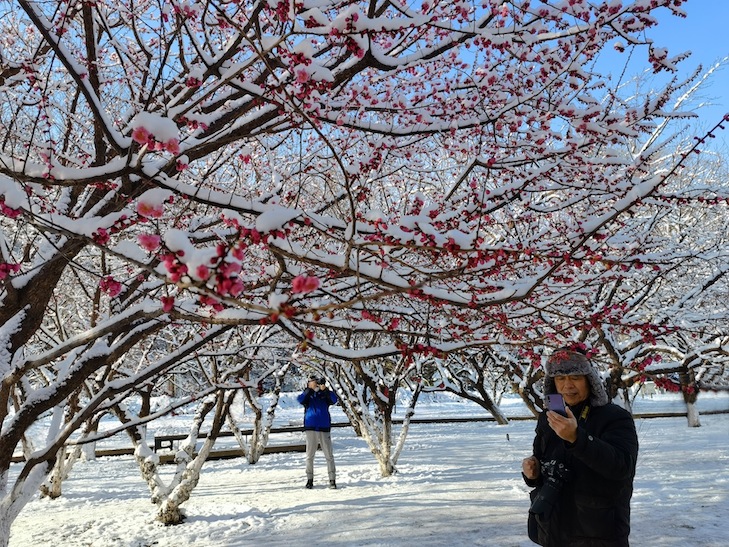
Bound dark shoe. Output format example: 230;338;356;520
329;480;337;489
305;479;313;489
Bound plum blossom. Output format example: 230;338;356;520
0;199;22;218
93;228;111;245
136;188;174;219
160;296;175;312
165;139;180;155
0;262;21;279
219;261;241;278
138;233;161;251
291;275;320;294
295;66;309;83
161;253;188;282
194;264;211;281
99;276;122;297
131;126;152;146
129;112;181;154
137;201;164;219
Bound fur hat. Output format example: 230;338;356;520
543;348;609;407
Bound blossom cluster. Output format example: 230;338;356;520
0;197;22;219
0;262;21;280
131;126;180;155
99;276;122;297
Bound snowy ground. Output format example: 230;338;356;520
8;392;729;547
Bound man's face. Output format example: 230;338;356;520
554;375;590;406
308;379;318;389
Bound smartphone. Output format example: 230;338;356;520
546;394;567;416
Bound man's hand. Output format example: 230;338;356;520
547;406;578;443
522;455;540;480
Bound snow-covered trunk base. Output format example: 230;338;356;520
680;369;700;428
156;460;204;525
332;361;410;477
133;391;233;525
39;460;64;500
350;410;396;477
378;455;395;477
40;446;82;499
157;501;184;526
471;385;509;424
0;460;54;547
686;402;701;427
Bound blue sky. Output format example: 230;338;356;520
649;2;729;128
592;2;729;148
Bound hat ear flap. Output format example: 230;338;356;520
587;371;609;407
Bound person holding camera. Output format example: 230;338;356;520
297;375;338;489
522;348;639;546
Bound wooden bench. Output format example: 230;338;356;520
157;443;306;464
152;424;312;452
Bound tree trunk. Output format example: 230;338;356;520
349;404;396;477
686;402;701;427
0;459;54;547
391;382;423;467
680;368;700;427
152;391;232;524
0;510;10;547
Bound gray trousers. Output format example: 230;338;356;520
305;430;336;481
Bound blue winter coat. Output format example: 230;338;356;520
297;387;338;431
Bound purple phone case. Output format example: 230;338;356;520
547;394;566;415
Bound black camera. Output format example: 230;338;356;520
318;377;326;386
529;460;571;517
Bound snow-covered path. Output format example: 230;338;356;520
9;393;729;546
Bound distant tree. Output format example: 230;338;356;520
427;349;513;424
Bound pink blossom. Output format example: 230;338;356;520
199;294;224;312
195;264;211;280
99;276;122;297
296;68;309;83
0;262;21;279
137;200;164;219
93;228;111;245
165;139;180;155
227;278;244;297
161;296;175;312
219;261;241;278
138;233;161;251
291;275;320;294
163;257;188;283
0;199;22;219
131;126;151;145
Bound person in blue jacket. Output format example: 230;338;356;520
297;375;338;489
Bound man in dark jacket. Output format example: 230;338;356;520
522;348;639;547
298;375;338;489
